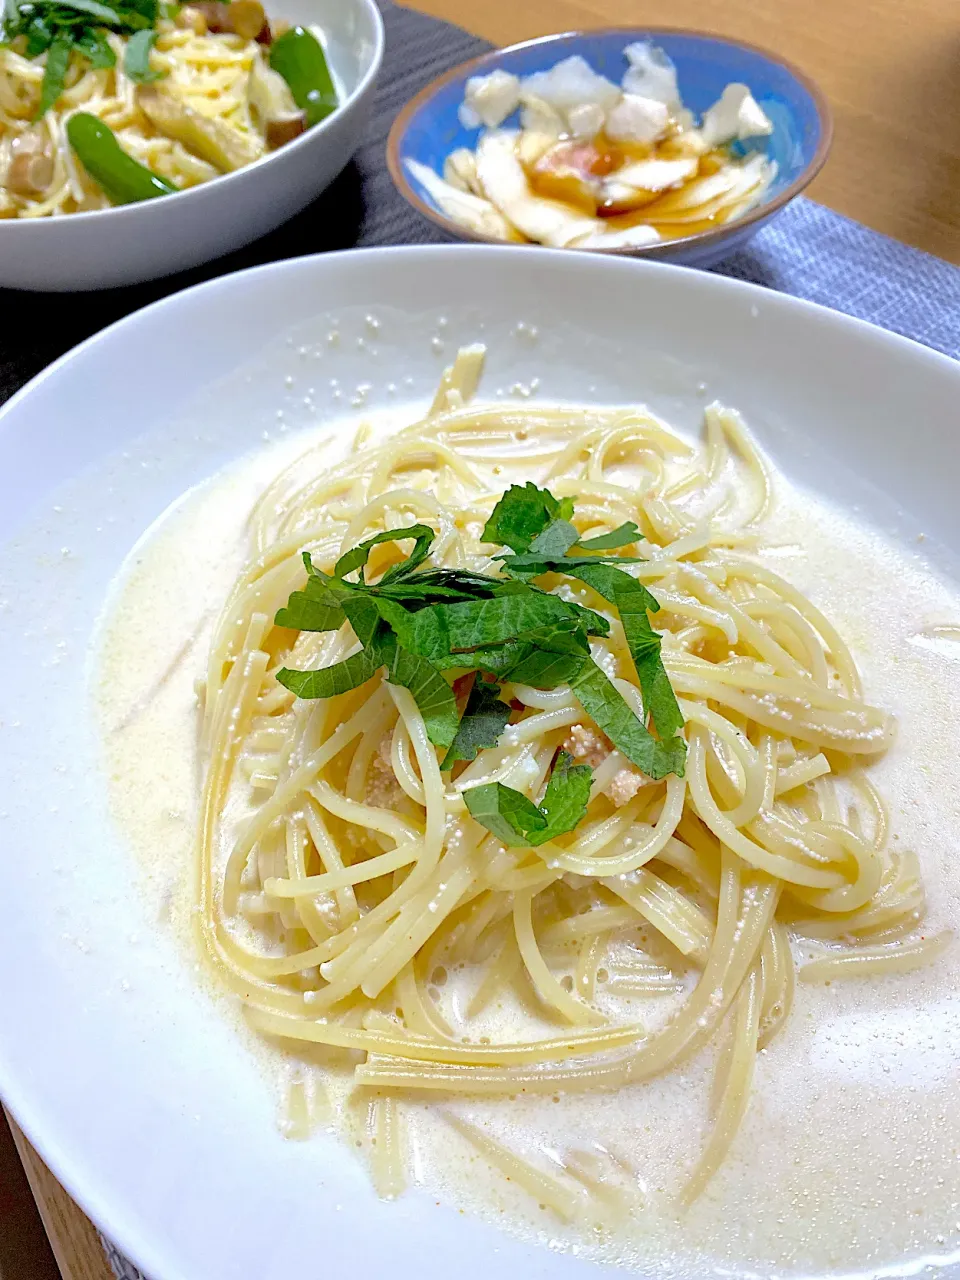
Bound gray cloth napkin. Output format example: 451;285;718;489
5;0;941;1275
715;200;959;357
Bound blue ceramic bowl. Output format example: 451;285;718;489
387;28;832;269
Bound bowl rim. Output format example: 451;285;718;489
0;0;385;230
386;25;834;257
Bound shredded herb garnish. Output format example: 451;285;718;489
1;0;167;117
440;676;513;771
274;483;686;847
123;25;162;81
463;751;593;848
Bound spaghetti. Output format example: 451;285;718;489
0;6;334;217
193;347;943;1213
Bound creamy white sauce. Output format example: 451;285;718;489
94;409;960;1280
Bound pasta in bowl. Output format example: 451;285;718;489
1;0;339;216
0;0;382;287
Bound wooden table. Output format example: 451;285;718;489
2;3;957;1279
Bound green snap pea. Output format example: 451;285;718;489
66;112;177;205
269;26;338;128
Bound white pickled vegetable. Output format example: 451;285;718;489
475;131;599;248
406;159;522;241
521;55;620;116
458;69;522;129
604;93;669;144
566;101;606;140
621;42;681;109
571;223;661;248
700;84;773;147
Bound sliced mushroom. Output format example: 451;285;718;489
247;57;304;148
265;114;305;147
174;6;208;34
185;0;268;42
138;86;261;171
7;129;54;197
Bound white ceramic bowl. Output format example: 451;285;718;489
0;246;958;1280
0;0;383;291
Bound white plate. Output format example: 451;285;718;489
0;245;957;1280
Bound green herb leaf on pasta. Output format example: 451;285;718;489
51;0;124;24
115;0;159;26
481;482;575;554
493;552;683;744
574;521;643;551
124;27;162;80
440;678;512;770
274;555;346;632
373;569;499;603
275;648;382;700
382;640;459;750
24;14;54;54
494;552;646;577
537;751;594;837
369;591;606;672
570;660;685;780
497;617;590;688
528;517;579;558
273;482;687;804
35;31;72;117
334;524;435;583
463;781;546;847
561;563;683;740
463;751;592;847
74;24;115;65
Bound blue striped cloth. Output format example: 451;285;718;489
715;198;959;358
